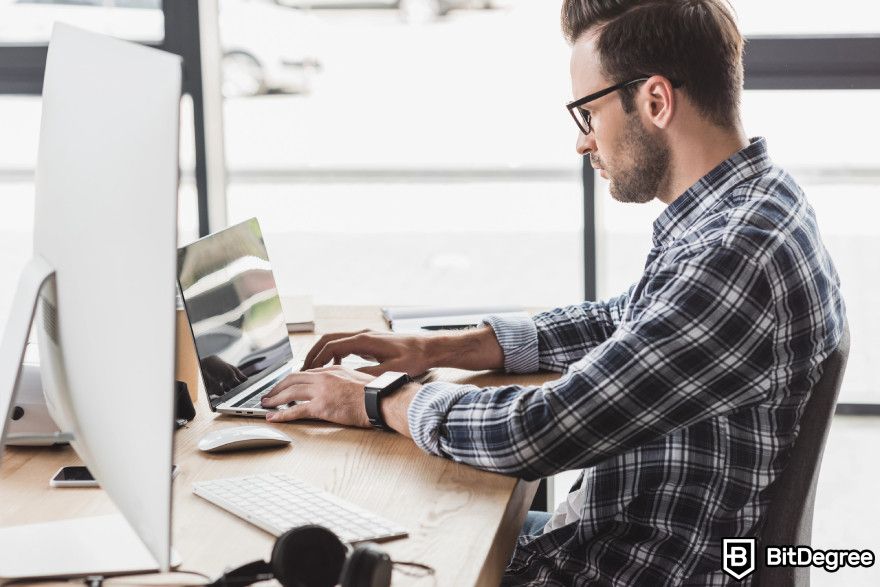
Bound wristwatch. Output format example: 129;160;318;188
364;371;412;431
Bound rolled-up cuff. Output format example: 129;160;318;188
482;313;539;374
407;381;478;456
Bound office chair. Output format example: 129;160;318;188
753;323;850;587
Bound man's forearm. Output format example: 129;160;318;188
380;327;503;439
426;325;505;372
381;381;421;438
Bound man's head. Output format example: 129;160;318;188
562;0;744;203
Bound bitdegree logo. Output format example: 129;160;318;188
766;546;875;573
722;538;876;581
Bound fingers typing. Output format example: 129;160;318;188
302;330;371;370
267;402;314;422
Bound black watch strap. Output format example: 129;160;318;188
364;372;412;431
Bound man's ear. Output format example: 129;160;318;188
641;75;675;129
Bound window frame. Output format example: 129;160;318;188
0;0;212;237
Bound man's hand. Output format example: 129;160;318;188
302;330;433;376
302;326;505;375
261;366;375;427
261;365;421;437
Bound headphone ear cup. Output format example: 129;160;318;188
271;525;347;587
339;543;392;587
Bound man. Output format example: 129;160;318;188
261;0;846;584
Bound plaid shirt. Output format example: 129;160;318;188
407;138;846;586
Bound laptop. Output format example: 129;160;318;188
177;218;367;417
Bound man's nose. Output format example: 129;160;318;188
575;131;596;156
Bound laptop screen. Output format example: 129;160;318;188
177;218;293;407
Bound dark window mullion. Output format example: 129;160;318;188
0;45;48;94
744;36;880;90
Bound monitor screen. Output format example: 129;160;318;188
177;218;293;405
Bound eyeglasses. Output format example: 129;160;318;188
566;76;683;136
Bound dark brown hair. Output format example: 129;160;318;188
561;0;744;129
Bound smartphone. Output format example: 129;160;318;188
50;465;180;488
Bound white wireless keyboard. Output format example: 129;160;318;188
192;473;408;544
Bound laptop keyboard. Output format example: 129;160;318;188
192;473;408;543
236;394;268;409
232;371;290;409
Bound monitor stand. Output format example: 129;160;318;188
0;514;181;582
0;257;178;581
0;255;55;458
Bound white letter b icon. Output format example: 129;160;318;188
722;538;756;581
729;546;749;567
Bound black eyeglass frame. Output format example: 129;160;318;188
566;75;684;135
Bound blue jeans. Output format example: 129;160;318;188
519;510;552;539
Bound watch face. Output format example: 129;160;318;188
368;371;407;390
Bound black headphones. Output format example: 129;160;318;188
208;525;430;587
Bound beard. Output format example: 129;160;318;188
604;114;670;204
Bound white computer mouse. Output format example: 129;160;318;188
198;425;292;453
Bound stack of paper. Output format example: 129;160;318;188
381;305;525;333
280;295;316;333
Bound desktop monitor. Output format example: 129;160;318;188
0;24;181;576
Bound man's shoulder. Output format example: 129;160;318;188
725;162;803;216
707;164;809;263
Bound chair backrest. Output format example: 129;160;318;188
753;323;850;587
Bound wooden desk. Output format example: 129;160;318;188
1;306;554;586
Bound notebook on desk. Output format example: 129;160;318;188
177;218;370;418
381;305;525;333
280;294;315;333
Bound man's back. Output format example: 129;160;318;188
500;138;846;586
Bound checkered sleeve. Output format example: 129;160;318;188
533;287;633;372
407;245;776;479
481;290;633;375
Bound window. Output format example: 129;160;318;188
595;93;880;407
217;2;584;308
0;96;41;323
735;0;880;36
0;0;164;44
0;0;171;320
